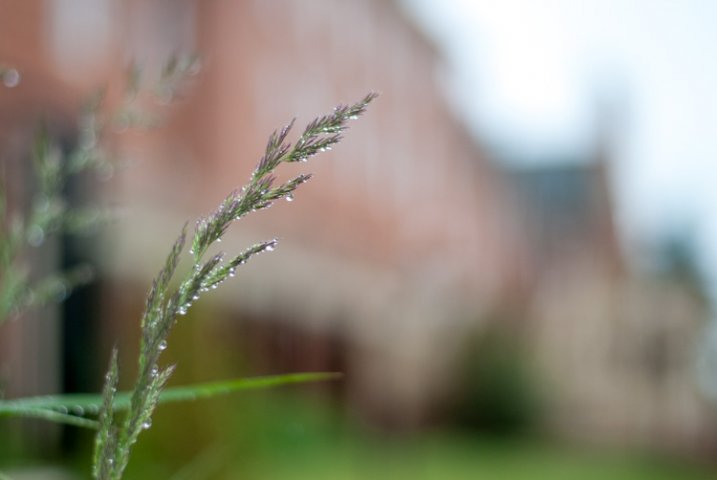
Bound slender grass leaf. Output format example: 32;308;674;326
0;406;99;429
0;372;341;424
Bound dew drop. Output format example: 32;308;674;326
2;68;20;88
142;419;152;430
71;405;85;416
158;340;167;351
228;268;236;277
55;283;68;302
177;307;187;315
188;60;202;76
286;194;294;202
150;366;159;378
266;243;276;252
36;196;50;212
27;225;45;247
97;162;115;181
80;132;98;150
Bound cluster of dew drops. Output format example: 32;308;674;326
178;238;278;316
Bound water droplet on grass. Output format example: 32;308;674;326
55;283;68;302
27;225;45;247
3;69;20;88
36;196;50;212
97;162;115;181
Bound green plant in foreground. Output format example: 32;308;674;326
0;99;110;324
0;55;195;324
93;92;377;478
0;90;377;479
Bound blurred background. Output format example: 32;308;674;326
1;0;717;478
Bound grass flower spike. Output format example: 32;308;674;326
92;92;378;479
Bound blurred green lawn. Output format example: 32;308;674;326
244;445;714;480
120;392;716;480
3;389;711;479
239;432;715;480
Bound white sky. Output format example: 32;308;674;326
404;0;717;303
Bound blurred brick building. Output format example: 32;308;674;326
506;156;714;453
1;0;714;455
109;0;516;427
0;0;517;429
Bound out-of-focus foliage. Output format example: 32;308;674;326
452;322;543;435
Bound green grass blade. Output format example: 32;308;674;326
0;372;341;425
155;372;342;405
0;406;99;429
